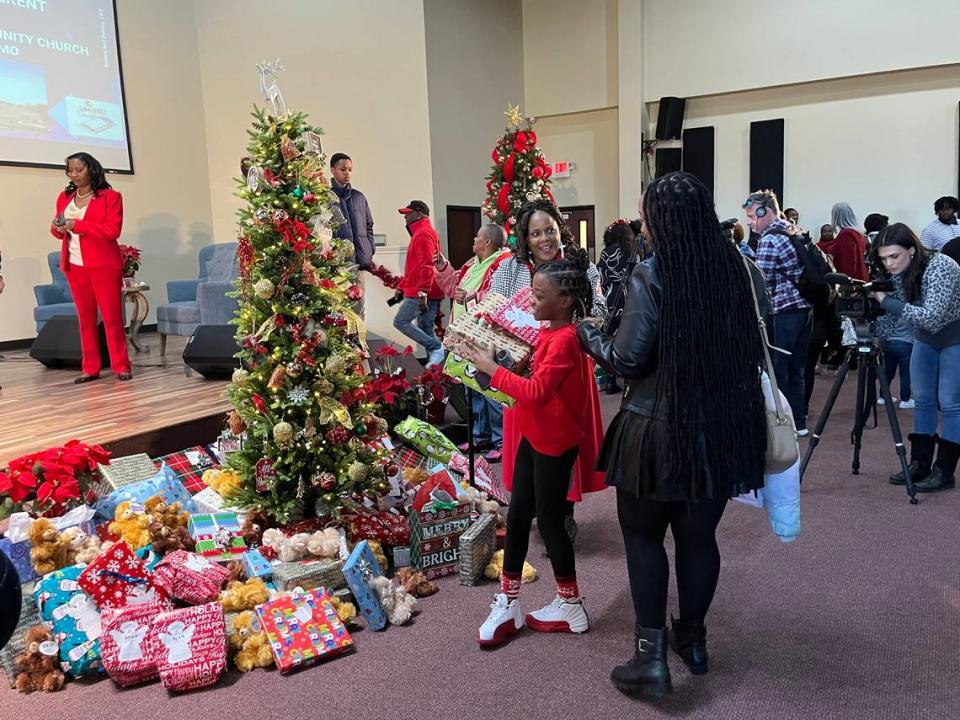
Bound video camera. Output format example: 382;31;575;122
825;272;894;322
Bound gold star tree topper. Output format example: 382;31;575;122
504;104;523;128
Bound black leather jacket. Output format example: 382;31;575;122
578;256;772;419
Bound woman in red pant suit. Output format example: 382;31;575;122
49;152;131;383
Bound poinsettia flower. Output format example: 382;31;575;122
36;475;80;507
0;467;38;503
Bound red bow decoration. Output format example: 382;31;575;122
503;152;516;183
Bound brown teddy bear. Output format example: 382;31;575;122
28;519;69;576
226;560;247;583
15;626;65;694
219;578;270;613
108;501;151;550
240;511;274;547
144;494;189;530
395;567;439;598
229;611;273;672
148;521;195;555
61;527;101;565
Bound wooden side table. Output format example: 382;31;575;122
122;283;150;353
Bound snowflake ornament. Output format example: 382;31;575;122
288;384;310;404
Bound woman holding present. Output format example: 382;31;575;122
49;152;131;383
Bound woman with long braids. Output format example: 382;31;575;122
579;172;768;696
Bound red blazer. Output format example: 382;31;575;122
50;188;124;271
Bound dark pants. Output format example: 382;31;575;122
0;549;22;650
805;332;827;417
772;308;812;429
617;490;728;628
504;437;578;578
882;340;913;402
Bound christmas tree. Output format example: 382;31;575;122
483;104;555;247
226;101;388;523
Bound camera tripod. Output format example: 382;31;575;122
799;321;918;504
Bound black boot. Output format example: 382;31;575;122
889;433;935;485
914;438;959;493
670;616;708;675
610;626;673;696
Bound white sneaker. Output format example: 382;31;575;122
796;428;810;438
877;396;897;406
477;594;523;646
899;399;915;410
426;347;446;368
525;595;590;634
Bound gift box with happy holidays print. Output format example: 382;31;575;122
187;511;247;561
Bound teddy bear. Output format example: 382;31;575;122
365;540;389;570
305;528;341;559
229;611;274;672
144;495;189;530
394;567;439;598
108;501;151;550
15;626;65;694
240;511;274;547
28;518;69;576
484;549;537;583
220;578;271;613
369;575;418;626
330;596;358;626
261;528;311;563
226;560;247;583
202;468;244;499
60;527;101;565
148;521;195;555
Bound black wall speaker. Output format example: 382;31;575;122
749;119;785;205
682;126;715;196
655;97;686;140
30;315;110;369
182;325;241;379
655;148;682;177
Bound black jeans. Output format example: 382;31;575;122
0;549;22;650
617;489;728;628
504;437;578;578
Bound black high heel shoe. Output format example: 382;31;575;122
117;373;133;382
74;375;100;384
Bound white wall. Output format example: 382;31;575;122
423;0;525;250
523;0;619;117
643;0;960;99
681;66;960;234
0;0;214;342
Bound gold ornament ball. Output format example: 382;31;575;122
232;368;249;384
254;278;275;299
273;421;295;444
347;461;368;483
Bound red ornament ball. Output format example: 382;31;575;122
303;192;316;204
532;166;544;179
326;426;350;445
347;284;363;301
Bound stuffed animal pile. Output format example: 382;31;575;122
220;578;271;613
261;527;340;563
15;626;65;694
28;519;68;576
108;501;151;550
229;611;273;672
61;527;101;565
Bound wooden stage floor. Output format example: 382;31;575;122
0;333;231;465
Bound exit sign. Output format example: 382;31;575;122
553;161;572;178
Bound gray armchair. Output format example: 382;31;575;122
33;252;76;332
156;242;239;355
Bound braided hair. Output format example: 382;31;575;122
534;245;594;322
643;172;767;494
514;199;576;265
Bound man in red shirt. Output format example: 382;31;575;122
392;201;445;367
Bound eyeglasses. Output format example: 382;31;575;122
528;227;559;240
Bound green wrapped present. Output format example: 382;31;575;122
443;354;515;407
394;416;460;464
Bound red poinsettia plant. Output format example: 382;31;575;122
365;345;449;426
0;440;111;518
119;244;141;277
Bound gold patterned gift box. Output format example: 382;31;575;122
272;558;346;592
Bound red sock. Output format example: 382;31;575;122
556;574;579;600
501;571;522;601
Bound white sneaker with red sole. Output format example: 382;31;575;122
477;594;524;646
525;596;590;634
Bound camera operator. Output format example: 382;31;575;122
872;223;960;492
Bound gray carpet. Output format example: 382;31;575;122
4;379;958;719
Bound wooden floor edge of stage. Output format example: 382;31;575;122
0;333;231;465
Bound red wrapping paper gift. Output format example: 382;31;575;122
100;600;167;687
488;286;548;346
147;602;227;692
153;551;231;605
78;541;171;610
347;509;409;546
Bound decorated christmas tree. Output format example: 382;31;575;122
483;104;555;247
225;64;388;522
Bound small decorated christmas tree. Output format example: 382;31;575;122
483;104;555;247
226;65;388;523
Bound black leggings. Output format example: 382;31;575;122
617;489;727;629
504;437;578;578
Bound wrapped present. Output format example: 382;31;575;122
135;545;162;572
3;506;97;583
99;600;165;687
342;540;387;631
154;551;231;605
459;513;498;586
392;546;411;569
241;549;273;580
408;502;473;580
346;509;409;547
191;486;243;515
1;593;43;687
95;464;195;520
273;558;345;592
187;512;246;561
255;587;353;673
147;602;227;691
395;447;428;471
449;452;510;504
0;536;36;584
78;541;170;610
394;416;459;464
412;467;459;512
33;565;102;677
91;453;158;499
488;286;548;345
153;446;218;494
443;353;515;407
443;292;533;370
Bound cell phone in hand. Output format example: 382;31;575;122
495;349;517;371
55;213;65;227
